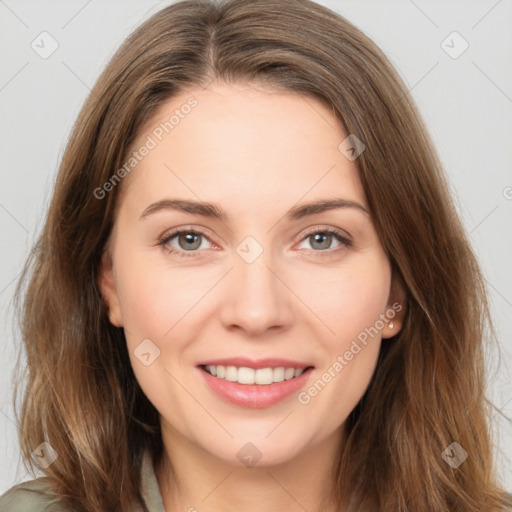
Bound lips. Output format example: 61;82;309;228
196;357;315;408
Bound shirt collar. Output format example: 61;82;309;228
139;451;167;512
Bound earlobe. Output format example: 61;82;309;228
97;249;124;327
381;316;402;339
382;273;407;339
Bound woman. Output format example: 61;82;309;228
1;0;510;510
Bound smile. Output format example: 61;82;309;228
197;360;315;408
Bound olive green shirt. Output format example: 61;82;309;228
0;452;166;511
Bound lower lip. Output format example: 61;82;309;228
198;367;314;409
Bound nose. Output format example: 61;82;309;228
218;250;294;337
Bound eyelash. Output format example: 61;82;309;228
157;227;352;259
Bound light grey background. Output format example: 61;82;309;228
1;0;511;495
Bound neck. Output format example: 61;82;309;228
155;422;344;512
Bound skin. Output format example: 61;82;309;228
98;81;405;512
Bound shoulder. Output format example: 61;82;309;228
504;492;512;512
0;477;69;512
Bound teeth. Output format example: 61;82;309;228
255;368;273;385
273;367;284;382
204;365;306;385
225;365;237;382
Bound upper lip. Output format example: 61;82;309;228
197;357;314;370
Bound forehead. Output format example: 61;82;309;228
119;82;367;218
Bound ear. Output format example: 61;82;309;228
97;248;124;327
381;272;407;339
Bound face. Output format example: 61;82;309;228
99;82;404;467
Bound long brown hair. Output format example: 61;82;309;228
13;0;511;510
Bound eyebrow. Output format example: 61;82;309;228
139;198;369;222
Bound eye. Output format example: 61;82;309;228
296;228;352;255
158;228;215;258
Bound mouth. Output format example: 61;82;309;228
196;358;315;408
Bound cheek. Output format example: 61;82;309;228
293;251;391;342
114;247;218;346
114;251;202;413
302;253;390;415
